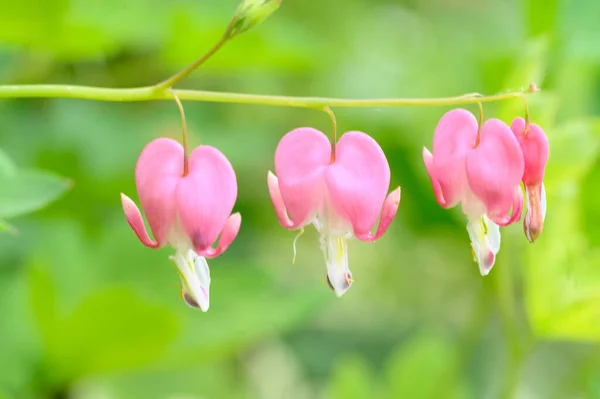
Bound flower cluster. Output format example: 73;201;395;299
121;108;548;311
423;109;549;275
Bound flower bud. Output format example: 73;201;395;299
230;0;281;38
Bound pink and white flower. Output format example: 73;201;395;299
511;117;549;243
423;109;524;275
121;138;241;311
267;128;401;297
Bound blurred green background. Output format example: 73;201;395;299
0;0;599;398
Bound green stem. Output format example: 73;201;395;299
495;239;523;399
323;106;337;162
169;89;190;175
0;84;532;109
156;27;232;90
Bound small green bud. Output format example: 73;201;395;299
229;0;281;38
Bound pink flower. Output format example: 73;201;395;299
267;128;401;297
511;117;549;243
423;109;524;275
121;138;241;311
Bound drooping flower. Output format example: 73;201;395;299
267;128;401;297
422;109;524;275
121;138;241;311
511;117;549;243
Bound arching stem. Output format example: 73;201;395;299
170;89;190;176
156;20;236;90
474;101;483;147
521;94;531;135
323;106;337;163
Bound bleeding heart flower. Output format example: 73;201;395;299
511;117;549;243
423;109;524;275
267;128;401;297
121;138;241;312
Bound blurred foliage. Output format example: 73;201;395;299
0;148;69;233
1;0;600;398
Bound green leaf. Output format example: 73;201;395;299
525;118;600;340
0;149;71;219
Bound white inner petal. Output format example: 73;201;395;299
312;202;354;297
461;186;486;219
320;234;352;297
167;217;211;312
525;186;533;242
466;215;501;276
540;183;547;222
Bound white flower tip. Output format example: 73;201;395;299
173;251;212;312
466;216;500;277
478;252;495;276
321;235;353;297
326;272;353;297
182;289;210;312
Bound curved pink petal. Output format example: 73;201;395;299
325;131;391;236
273;128;330;228
524;183;545;242
423;147;448;207
511;117;549;186
424;109;479;208
489;185;523;226
121;193;159;248
198;212;242;258
355;187;401;242
176;145;238;252
135;138;183;246
466;119;524;218
267;171;300;229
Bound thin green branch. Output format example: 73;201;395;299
156;35;229;90
156;17;236;90
0;84;534;109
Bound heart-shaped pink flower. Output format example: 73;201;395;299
121;138;241;311
423;109;524;275
267;128;401;297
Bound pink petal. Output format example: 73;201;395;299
424;109;479;208
355;187;401;242
273;128;330;228
423;147;447;207
490;185;523;226
511;117;549;186
267;171;297;229
524;183;545;243
135;138;183;246
198;213;242;258
325;131;391;236
176;146;238;252
120;193;159;248
465;119;524;220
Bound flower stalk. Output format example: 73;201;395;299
169;89;190;175
0;84;536;110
